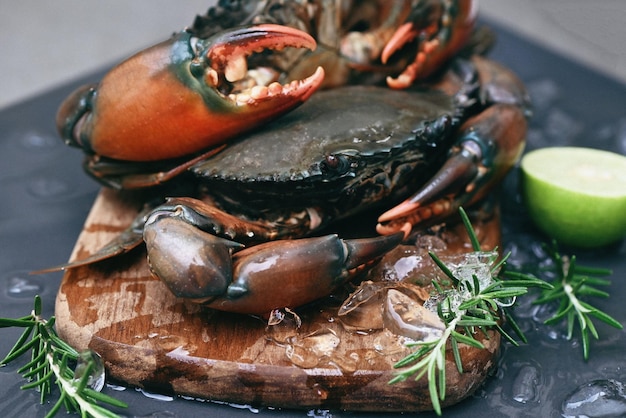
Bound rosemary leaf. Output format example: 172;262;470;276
20;354;48;377
429;251;459;284
1;325;34;363
46;391;67;418
459;207;481;251
451;338;463;373
20;368;55;390
1;333;41;364
457;317;497;327
428;366;442;415
0;318;35;328
577;285;610;299
450;330;484;349
585;315;599;340
574;265;612;276
481;287;529;299
587;308;623;329
502;310;527;344
83;388;130;408
580;276;613;286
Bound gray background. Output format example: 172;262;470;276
1;1;625;110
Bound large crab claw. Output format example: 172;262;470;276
382;0;477;89
377;56;530;236
142;210;403;315
56;24;324;162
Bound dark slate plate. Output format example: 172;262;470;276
1;20;625;418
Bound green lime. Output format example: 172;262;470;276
521;147;626;248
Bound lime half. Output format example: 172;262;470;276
521;147;626;248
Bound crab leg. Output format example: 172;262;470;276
377;56;529;236
33;205;155;274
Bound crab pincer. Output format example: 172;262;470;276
56;24;324;162
142;208;403;315
383;0;477;88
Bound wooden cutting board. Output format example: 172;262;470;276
55;188;501;412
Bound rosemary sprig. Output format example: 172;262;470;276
389;208;551;415
532;241;623;360
389;209;623;414
0;295;127;418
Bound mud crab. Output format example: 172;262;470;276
52;0;529;315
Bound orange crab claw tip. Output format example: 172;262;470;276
386;73;412;90
378;200;421;224
299;66;325;99
386;60;419;89
374;221;412;239
400;222;412;238
381;22;415;64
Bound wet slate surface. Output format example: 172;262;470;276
1;20;625;417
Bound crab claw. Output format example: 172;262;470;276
143;206;402;315
143;215;244;299
206;233;404;315
57;24;324;162
382;0;477;89
376;138;485;236
378;104;527;236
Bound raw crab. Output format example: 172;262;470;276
51;0;529;315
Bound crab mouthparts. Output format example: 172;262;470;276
205;24;325;107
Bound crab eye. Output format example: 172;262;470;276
322;154;352;176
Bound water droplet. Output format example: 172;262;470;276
136;388;175;401
285;330;340;368
562;379;626;417
372;330;409;357
338;280;384;315
311;383;329;400
444;250;499;291
526;78;560;114
73;350;105;392
337;281;385;333
391;254;423;281
307;408;333;417
510;364;541;404
367;244;437;286
20;131;58;150
415;234;448;252
266;308;301;344
526;127;549;150
304;331;340;357
5;273;42;298
27;177;70;200
208;399;260;412
383;289;444;341
543;108;583;145
135;412;177;418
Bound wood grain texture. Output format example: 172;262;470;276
55;188;502;411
